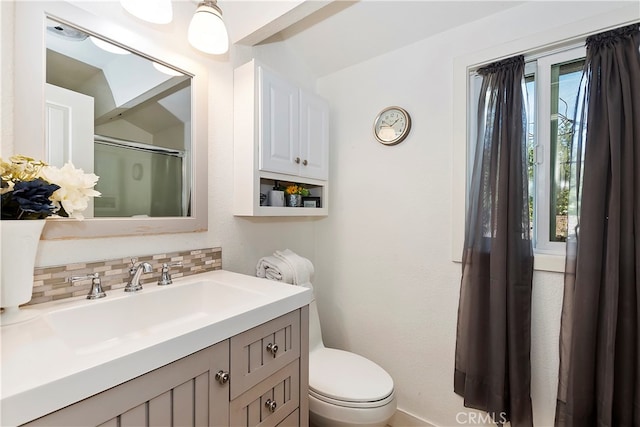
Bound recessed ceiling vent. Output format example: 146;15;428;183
46;20;88;41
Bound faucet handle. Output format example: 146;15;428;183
158;262;183;286
129;257;138;274
69;273;106;300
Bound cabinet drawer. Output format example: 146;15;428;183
231;310;300;399
230;360;300;427
277;409;299;426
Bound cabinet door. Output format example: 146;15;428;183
23;341;230;427
230;360;300;427
299;90;329;180
230;310;300;400
259;66;300;176
277;409;300;426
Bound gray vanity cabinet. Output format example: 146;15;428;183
23;340;230;427
21;307;309;427
230;309;304;426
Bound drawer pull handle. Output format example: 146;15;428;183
265;399;277;412
215;370;229;385
266;343;278;357
295;157;301;164
302;159;308;166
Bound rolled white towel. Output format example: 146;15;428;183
256;255;294;283
274;249;314;285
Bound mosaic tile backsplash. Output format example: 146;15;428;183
28;247;222;306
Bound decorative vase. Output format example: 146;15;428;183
286;194;303;207
1;220;45;325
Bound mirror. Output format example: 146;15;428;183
14;2;208;239
46;18;192;218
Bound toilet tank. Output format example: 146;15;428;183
309;299;325;351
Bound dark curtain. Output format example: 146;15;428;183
555;24;640;427
454;55;534;426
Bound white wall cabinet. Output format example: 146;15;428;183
22;308;309;427
259;69;329;181
234;59;329;216
258;68;300;177
298;90;330;180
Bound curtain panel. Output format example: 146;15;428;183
454;55;534;427
555;23;640;427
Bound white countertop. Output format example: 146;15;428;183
0;270;312;426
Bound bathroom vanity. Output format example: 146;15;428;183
0;271;312;426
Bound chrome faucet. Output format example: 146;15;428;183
125;258;153;292
158;261;183;286
69;272;106;299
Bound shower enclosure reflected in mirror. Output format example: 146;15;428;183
45;18;191;218
14;1;207;239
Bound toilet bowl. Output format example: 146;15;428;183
308;300;396;427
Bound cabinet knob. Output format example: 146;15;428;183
265;399;277;412
295;157;301;164
266;343;278;357
302;159;308;166
215;370;230;385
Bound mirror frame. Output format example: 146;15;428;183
14;1;208;239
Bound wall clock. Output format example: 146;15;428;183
373;106;411;145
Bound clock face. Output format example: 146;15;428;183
374;107;411;145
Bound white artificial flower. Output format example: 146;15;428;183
39;162;101;219
0;180;15;195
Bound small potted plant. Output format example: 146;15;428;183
285;184;309;207
0;155;100;321
1;155;100;220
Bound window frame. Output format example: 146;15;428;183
450;5;636;273
464;46;585;258
529;46;586;254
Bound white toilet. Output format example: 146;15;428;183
308;299;397;427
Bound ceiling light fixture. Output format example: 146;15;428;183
90;36;130;55
153;62;184;76
120;0;173;25
188;0;229;55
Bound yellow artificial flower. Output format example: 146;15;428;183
285;184;310;196
0;155;47;182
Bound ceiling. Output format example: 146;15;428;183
46;19;190;137
254;0;526;78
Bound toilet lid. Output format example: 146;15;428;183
309;347;394;404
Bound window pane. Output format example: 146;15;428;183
549;59;584;242
525;75;535;239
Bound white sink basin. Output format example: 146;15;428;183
1;270;313;427
42;279;264;354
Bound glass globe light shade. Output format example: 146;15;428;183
188;2;229;55
90;36;130;55
153;62;184;76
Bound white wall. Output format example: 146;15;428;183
2;0;319;273
1;1;15;157
313;2;636;426
4;1;637;425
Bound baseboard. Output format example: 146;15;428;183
389;409;436;427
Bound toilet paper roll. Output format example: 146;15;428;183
268;190;285;207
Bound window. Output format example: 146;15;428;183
468;46;586;255
528;47;586;253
